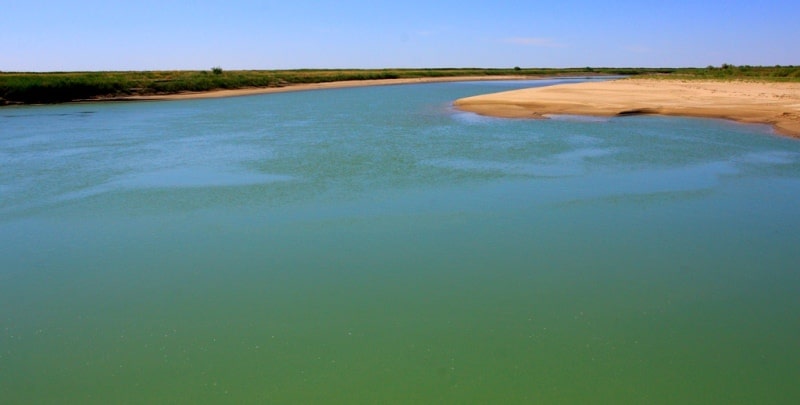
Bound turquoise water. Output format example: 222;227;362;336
1;79;799;403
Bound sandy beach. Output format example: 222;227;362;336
454;78;800;138
115;75;536;101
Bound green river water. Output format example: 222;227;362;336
1;79;799;403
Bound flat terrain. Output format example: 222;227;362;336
454;78;800;137
2;66;797;105
2;67;642;104
116;75;537;100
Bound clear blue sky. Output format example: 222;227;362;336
3;0;798;71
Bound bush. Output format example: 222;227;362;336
211;66;223;75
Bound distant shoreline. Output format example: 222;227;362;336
105;75;550;101
4;67;647;105
454;78;800;138
3;66;797;106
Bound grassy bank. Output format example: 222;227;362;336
642;65;800;81
1;66;797;105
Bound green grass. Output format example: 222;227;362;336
641;65;800;81
1;66;797;105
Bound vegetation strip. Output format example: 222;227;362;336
1;66;798;105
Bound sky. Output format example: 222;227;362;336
2;0;798;71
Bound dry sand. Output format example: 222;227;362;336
454;78;800;138
115;75;534;101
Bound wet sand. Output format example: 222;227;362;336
454;78;800;137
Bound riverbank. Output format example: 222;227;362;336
111;75;539;101
4;66;797;105
4;67;650;105
453;78;800;138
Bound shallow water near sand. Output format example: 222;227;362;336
1;79;799;403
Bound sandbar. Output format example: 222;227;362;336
453;78;800;138
113;75;536;101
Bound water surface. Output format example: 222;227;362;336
1;79;799;403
